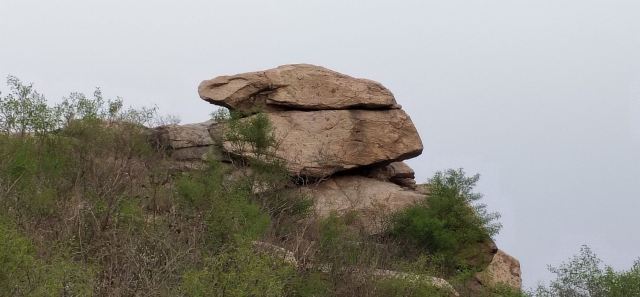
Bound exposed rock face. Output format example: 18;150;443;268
198;64;397;111
151;120;222;170
192;64;521;293
223;109;422;178
300;176;424;232
367;161;417;189
154;120;215;150
475;249;522;289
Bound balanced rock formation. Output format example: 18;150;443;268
183;64;521;292
200;64;423;178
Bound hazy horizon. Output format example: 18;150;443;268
2;0;639;288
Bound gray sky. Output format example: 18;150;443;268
1;0;639;288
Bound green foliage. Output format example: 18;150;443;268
180;244;295;297
222;110;277;157
374;278;450;297
0;77;171;295
175;161;271;251
205;188;271;250
1;77;515;296
0;76;157;136
317;214;377;268
388;169;501;274
0;76;58;135
0;220;94;297
287;272;332;297
533;245;640;297
486;284;531;297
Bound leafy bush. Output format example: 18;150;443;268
0;76;157;136
0;219;94;296
1;77;516;297
533;245;640;297
388;169;501;273
374;278;450;297
287;272;332;297
486;284;531;297
180;244;295;297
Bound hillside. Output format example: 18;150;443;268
0;65;521;297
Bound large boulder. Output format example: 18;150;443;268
475;249;522;290
300;176;424;232
153;120;215;150
222;109;423;178
198;64;398;111
151;120;225;170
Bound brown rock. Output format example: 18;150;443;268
475;249;522;290
392;177;418;189
222;109;423;178
372;270;459;296
170;146;212;161
301;176;424;232
367;161;417;189
154;120;215;149
198;64;398;111
368;162;415;179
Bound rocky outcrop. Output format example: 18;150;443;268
151;120;222;170
300;176;424;232
475;249;522;289
200;64;423;178
187;64;521;292
221;109;422;178
366;161;418;189
198;64;398;111
154;120;215;150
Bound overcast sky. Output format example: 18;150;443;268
1;0;639;289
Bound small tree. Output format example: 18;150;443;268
534;246;640;297
0;76;58;135
388;169;501;273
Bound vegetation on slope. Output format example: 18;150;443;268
0;76;525;296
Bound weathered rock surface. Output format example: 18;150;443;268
154;120;215;149
151;120;223;169
367;161;417;189
252;241;459;296
223;109;422;178
252;241;299;267
475;249;522;289
372;269;459;296
300;176;423;232
193;64;521;294
198;64;398;111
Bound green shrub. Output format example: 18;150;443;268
388;169;501;273
180;244;295;297
317;214;376;268
485;284;531;297
0;220;94;296
175;160;271;251
374;277;450;297
533;245;640;297
205;187;271;250
287;272;332;297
